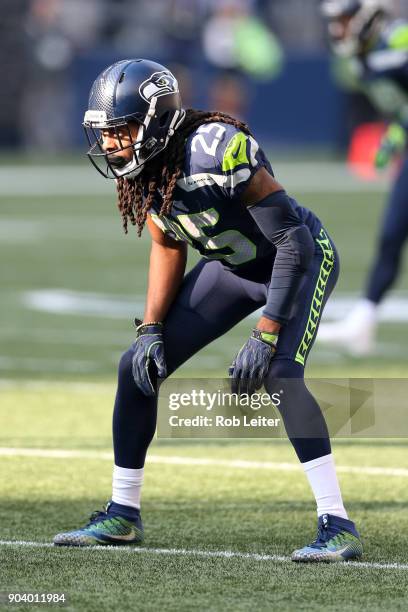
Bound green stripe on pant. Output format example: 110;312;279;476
295;229;335;366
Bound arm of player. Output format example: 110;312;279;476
366;25;408;160
131;216;187;396
242;167;315;331
229;168;314;395
144;215;188;323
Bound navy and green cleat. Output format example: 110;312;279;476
291;514;363;563
53;501;143;547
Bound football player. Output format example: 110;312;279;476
318;0;408;355
53;59;363;562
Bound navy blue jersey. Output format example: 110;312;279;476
149;122;322;271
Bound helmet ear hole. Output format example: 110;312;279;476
159;111;170;127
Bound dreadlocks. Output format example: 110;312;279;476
116;109;252;236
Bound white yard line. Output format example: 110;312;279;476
22;289;145;320
0;327;132;346
0;380;115;392
0;447;407;477
0;539;406;571
15;288;408;323
0;356;100;374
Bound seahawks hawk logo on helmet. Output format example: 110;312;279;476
139;71;179;103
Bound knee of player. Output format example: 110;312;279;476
117;347;134;380
264;359;304;394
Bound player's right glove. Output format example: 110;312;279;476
131;320;167;396
375;123;406;170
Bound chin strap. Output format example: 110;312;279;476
171;108;186;136
114;105;186;179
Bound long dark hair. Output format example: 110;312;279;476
116;108;252;236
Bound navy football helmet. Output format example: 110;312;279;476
321;0;388;55
83;59;185;179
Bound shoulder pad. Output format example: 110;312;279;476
185;122;231;174
184;122;259;174
179;121;266;198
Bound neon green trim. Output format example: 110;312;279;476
259;331;278;345
222;132;249;172
389;25;408;50
295;229;335;366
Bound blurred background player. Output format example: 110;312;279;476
53;58;363;562
318;0;408;355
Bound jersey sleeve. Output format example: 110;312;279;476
217;127;271;200
179;123;271;201
148;199;189;243
367;33;408;76
148;211;190;243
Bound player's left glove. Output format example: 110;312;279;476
375;123;406;169
229;329;278;396
131;320;167;396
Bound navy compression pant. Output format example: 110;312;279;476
113;229;339;469
366;154;408;304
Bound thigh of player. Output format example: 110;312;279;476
274;228;340;367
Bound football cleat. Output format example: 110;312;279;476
53;502;143;547
291;513;363;562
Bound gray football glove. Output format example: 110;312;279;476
229;329;278;396
132;320;167;396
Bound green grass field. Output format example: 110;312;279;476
1;386;408;611
1;160;408;610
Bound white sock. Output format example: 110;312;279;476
112;465;144;510
302;453;348;519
